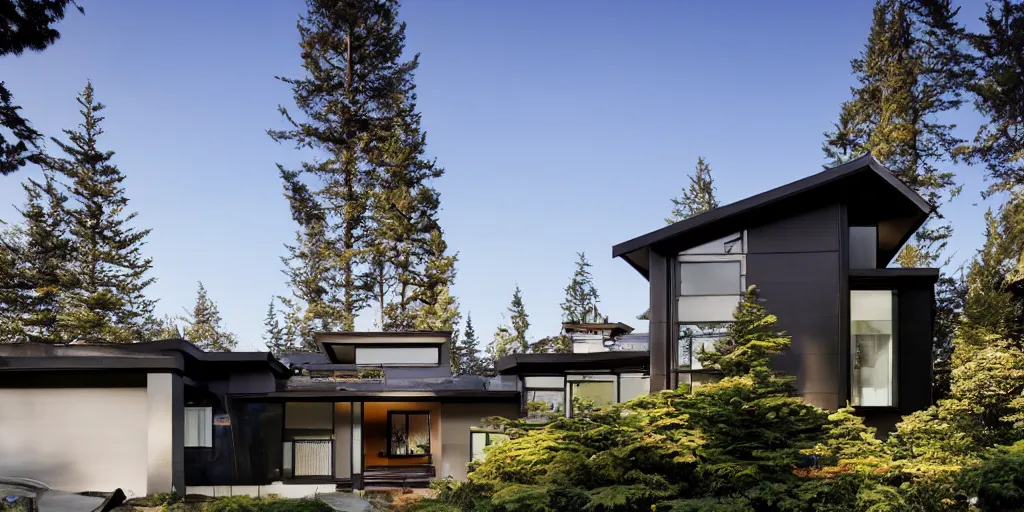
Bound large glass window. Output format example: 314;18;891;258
680;262;742;295
569;379;615;416
678;323;727;369
849;226;878;269
470;430;510;462
851;290;896;407
526;389;565;422
389;412;431;456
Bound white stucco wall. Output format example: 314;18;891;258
439;402;520;482
0;387;149;496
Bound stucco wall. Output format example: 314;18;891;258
439;402;520;481
0;387;149;496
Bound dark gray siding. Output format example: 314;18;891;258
746;203;842;410
897;286;934;413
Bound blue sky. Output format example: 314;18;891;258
3;1;996;351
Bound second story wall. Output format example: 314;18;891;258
746;203;842;410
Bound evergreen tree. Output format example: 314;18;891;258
263;297;295;354
409;230;459;331
0;174;75;343
528;334;573;354
491;285;529;358
49;82;155;343
666;156;719;224
456;313;490;375
0;0;83;175
271;0;452;337
560;252;601;325
154;314;183;339
180;282;237;352
958;0;1024;194
823;0;966;267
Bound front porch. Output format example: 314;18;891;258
281;401;441;489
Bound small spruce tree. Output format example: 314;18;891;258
181;282;238;352
666;156;719;224
560;252;601;325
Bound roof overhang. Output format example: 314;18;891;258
612;154;933;278
314;331;452;364
495;351;649;375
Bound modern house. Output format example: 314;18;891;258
0;333;521;498
613;153;938;431
0;153;937;498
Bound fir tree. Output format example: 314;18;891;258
263;297;295;355
180;282;237;352
0;173;75;343
0;0;83;175
560;252;601;325
957;0;1024;194
409;230;459;331
492;285;529;358
154;314;183;339
698;285;792;378
823;0;966;267
666;156;719;224
528;334;572;354
457;313;490;375
49;82;156;343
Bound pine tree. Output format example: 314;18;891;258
180;282;237;352
492;285;529;358
263;297;295;355
49;82;156;343
0;0;83;175
9;174;75;343
410;230;459;331
154;315;183;339
456;313;489;375
698;285;792;378
958;0;1024;194
666;156;719;224
271;0;452;337
823;0;966;267
560;252;601;325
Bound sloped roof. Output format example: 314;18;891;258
612;154;933;277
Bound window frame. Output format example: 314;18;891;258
387;411;431;457
184;406;213;448
849;289;899;409
469;429;510;463
566;375;617;417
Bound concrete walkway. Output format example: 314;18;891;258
317;492;373;512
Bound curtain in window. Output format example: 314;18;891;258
184;407;211;447
294;440;332;476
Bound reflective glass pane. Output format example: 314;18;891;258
851;290;895;407
408;414;430;454
570;381;615;416
390;413;408;455
679;262;741;295
678;324;726;369
526;390;565;422
849;226;878;269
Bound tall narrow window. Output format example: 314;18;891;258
850;290;896;407
849;226;878;269
184;407;212;448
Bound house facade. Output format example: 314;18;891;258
0;154;938;498
0;334;521;498
613;154;938;431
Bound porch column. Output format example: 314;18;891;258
351;402;363;489
649;251;673;392
146;373;184;494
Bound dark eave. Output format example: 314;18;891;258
0;355;182;373
612;154;933;278
496;351;650;375
237;390;521;402
849;267;941;287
